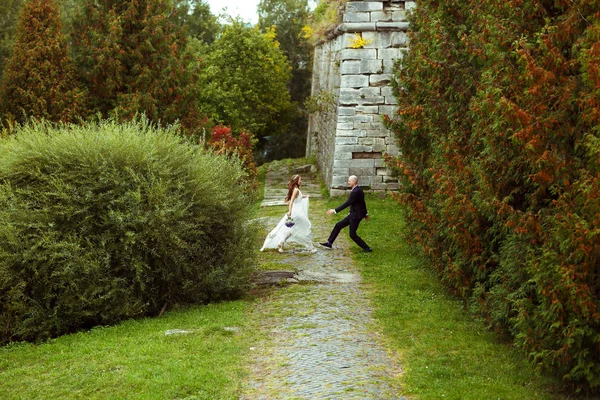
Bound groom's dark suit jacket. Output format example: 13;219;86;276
335;186;368;219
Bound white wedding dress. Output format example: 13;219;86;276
260;190;315;252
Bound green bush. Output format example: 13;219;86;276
0;119;256;345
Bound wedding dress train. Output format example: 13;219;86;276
260;190;314;252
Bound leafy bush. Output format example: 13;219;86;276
387;0;600;392
0;119;256;345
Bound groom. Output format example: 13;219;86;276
320;175;372;252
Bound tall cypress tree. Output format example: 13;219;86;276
0;0;87;125
72;0;201;133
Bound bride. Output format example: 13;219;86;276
260;174;316;253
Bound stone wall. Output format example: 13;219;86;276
306;0;414;196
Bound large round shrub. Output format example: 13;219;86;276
0;119;256;344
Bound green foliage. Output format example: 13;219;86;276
258;0;312;160
0;0;23;79
0;0;88;125
175;0;220;44
304;89;335;114
71;0;202;134
197;19;293;142
387;0;600;391
0;119;256;345
304;0;346;44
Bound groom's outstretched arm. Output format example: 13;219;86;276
334;190;358;214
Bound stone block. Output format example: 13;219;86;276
360;59;383;74
333;167;350;176
356;121;385;132
373;143;387;152
340;87;384;106
339;106;356;116
341;74;369;88
379;105;398;116
374;159;386;168
340;60;361;75
337;116;355;123
376;167;391;176
350;167;375;177
330;188;347;197
331;175;349;187
346;1;383;12
357;105;380;114
356;119;385;130
387;144;399;156
370;74;392;87
343;11;371;23
385;96;398;105
339;22;377;33
381;86;395;97
365;128;387;137
391;10;408;22
370;10;392;22
334;151;353;160
378;31;409;48
383;59;401;73
341;48;377;61
362;31;380;49
336;144;373;153
378;48;403;61
337;122;354;130
335;136;358;145
352;114;374;123
337;129;366;137
376;21;410;31
339;92;359;106
333;159;375;168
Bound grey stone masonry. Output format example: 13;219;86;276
307;0;409;194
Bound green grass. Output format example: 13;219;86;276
341;194;570;400
0;301;256;400
0;158;581;400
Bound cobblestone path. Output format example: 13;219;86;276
240;163;403;399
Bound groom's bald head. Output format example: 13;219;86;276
348;175;358;188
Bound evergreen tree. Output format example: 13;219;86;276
0;0;24;79
0;0;87;125
72;0;202;133
174;0;220;44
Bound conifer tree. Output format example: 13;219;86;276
0;0;24;79
0;0;87;125
72;0;202;133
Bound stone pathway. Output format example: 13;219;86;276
240;163;404;399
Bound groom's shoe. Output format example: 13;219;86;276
363;247;373;253
319;242;332;249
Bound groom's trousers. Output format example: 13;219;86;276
327;215;370;250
